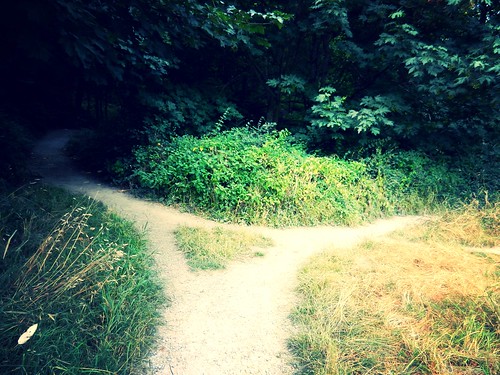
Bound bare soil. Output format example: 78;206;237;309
31;129;423;375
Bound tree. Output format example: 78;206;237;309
0;0;286;128
1;0;497;160
308;0;499;153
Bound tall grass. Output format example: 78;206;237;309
0;184;164;374
289;201;499;374
414;198;499;248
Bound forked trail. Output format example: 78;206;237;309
31;129;422;375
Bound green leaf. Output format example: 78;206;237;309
389;10;405;19
472;60;486;69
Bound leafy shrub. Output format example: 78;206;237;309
365;150;465;210
132;127;383;226
131;127;463;226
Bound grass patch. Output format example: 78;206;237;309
0;183;165;374
174;225;273;270
290;201;499;374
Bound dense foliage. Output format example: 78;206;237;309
0;2;497;369
304;0;499;153
131;127;463;226
1;1;497;152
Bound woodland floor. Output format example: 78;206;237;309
31;129;422;375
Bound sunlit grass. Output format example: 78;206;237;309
290;201;499;374
411;199;499;248
175;225;273;270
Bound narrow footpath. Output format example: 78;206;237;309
31;129;421;375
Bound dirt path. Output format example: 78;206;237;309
31;129;423;375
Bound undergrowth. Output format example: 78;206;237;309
0;113;34;183
0;183;164;374
289;201;499;374
130;127;463;227
175;225;272;270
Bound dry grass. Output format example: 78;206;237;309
290;201;499;374
412;199;499;249
175;225;273;270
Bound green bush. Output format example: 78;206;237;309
0;184;164;374
131;127;464;227
365;150;465;210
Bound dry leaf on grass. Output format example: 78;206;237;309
17;323;38;345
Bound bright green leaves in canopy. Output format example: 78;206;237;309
311;88;408;136
267;75;306;95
